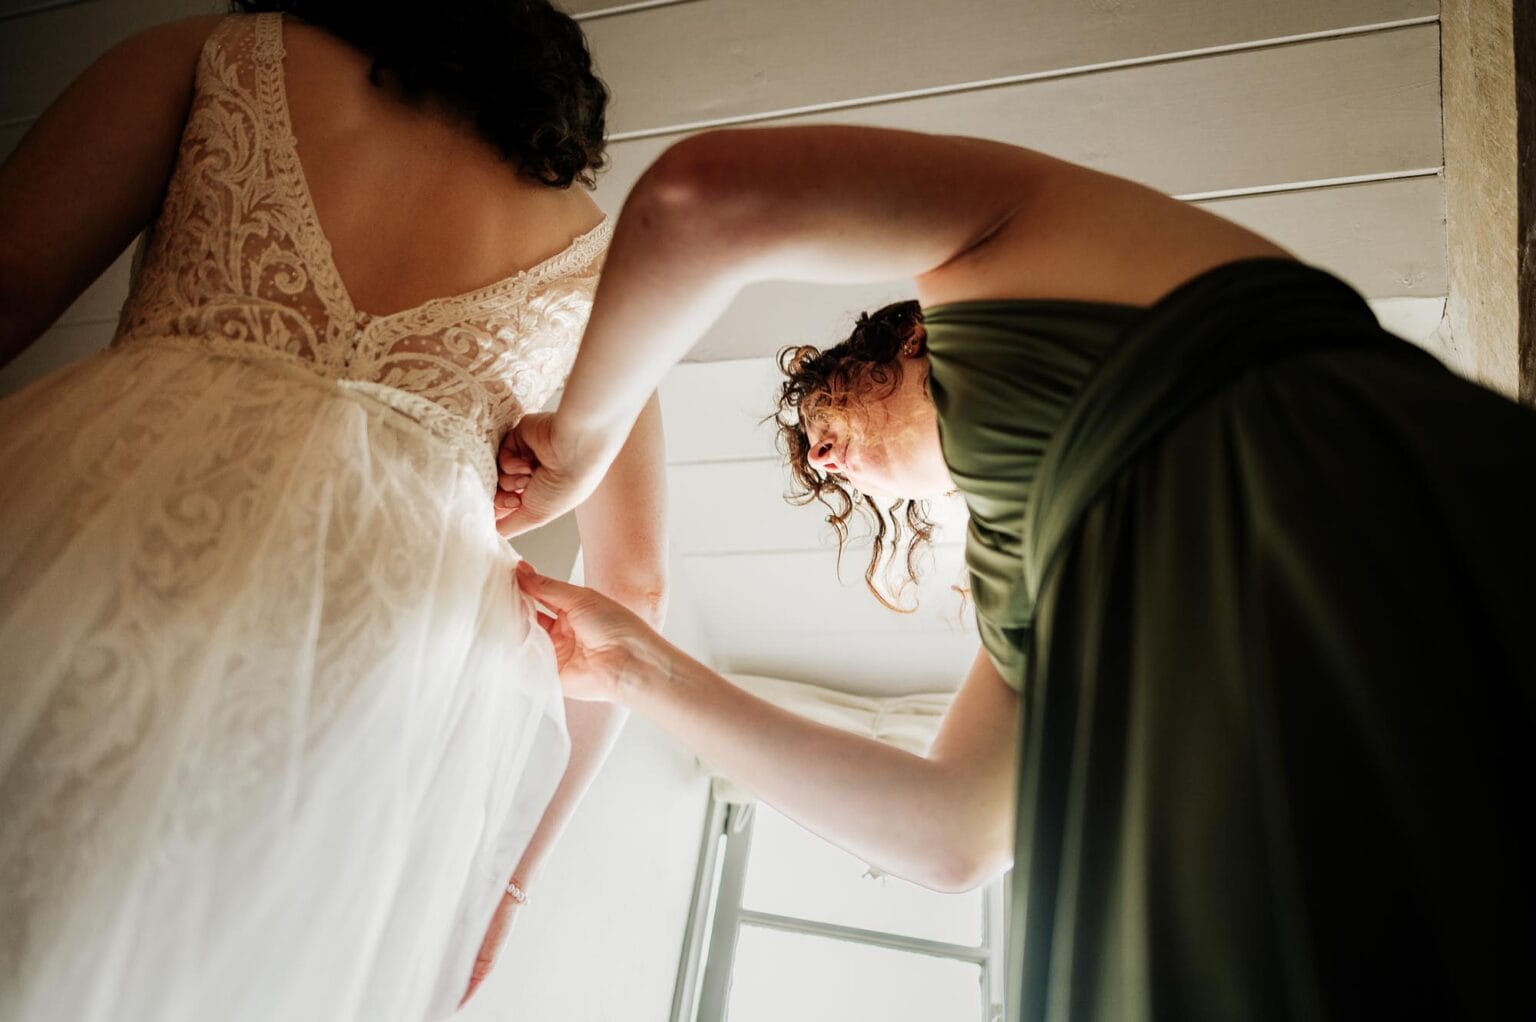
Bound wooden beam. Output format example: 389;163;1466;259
1517;0;1535;406
1442;0;1521;396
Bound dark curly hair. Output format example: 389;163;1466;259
775;301;939;613
232;0;607;187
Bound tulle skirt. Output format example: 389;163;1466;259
0;338;569;1021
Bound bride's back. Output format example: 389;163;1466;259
109;7;614;483
279;20;603;317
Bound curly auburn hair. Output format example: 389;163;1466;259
774;300;939;613
232;0;608;188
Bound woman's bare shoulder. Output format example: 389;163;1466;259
916;148;1291;310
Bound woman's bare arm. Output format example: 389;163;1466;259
0;17;221;367
502;125;1284;531
519;565;1018;893
632;647;1018;892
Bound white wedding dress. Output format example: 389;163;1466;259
0;14;610;1021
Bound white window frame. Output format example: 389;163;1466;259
671;797;1007;1022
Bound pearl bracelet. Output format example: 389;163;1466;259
505;879;528;904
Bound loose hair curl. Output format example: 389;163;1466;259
775;301;938;612
232;0;608;187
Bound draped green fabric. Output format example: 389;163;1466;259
923;260;1536;1020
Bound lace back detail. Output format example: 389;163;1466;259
115;13;611;486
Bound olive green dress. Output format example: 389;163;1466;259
923;260;1536;1021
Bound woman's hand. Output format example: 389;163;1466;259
515;561;669;703
459;889;524;1009
495;413;615;537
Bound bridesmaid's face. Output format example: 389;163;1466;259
804;354;953;499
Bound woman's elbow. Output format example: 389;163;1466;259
627;132;768;247
921;845;1011;894
600;578;667;631
629;586;668;631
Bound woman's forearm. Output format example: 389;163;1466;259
507;699;628;888
620;642;1001;892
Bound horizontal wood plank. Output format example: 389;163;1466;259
716;627;977;697
595;25;1442;213
659;358;787;461
1202;174;1446;293
680;544;974;636
668;460;969;554
585;0;1436;136
680;543;976;694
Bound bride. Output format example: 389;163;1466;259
0;3;664;1020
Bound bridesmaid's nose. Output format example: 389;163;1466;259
808;434;841;473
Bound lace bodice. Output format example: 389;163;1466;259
115;14;610;482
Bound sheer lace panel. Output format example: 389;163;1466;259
116;14;611;479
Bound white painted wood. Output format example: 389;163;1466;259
679;280;917;367
0;317;114;397
1370;296;1448;347
670;461;830;552
595;26;1442;212
669;176;1445;363
659;358;787;462
0;0;222;124
679;548;978;696
716;627;977;697
668;459;969;556
584;0;1436;136
680;545;972;635
510;511;583;580
1202;175;1446;296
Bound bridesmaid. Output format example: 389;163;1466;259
499;125;1536;1019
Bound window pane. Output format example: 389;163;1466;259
740;803;983;946
727;926;983;1022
